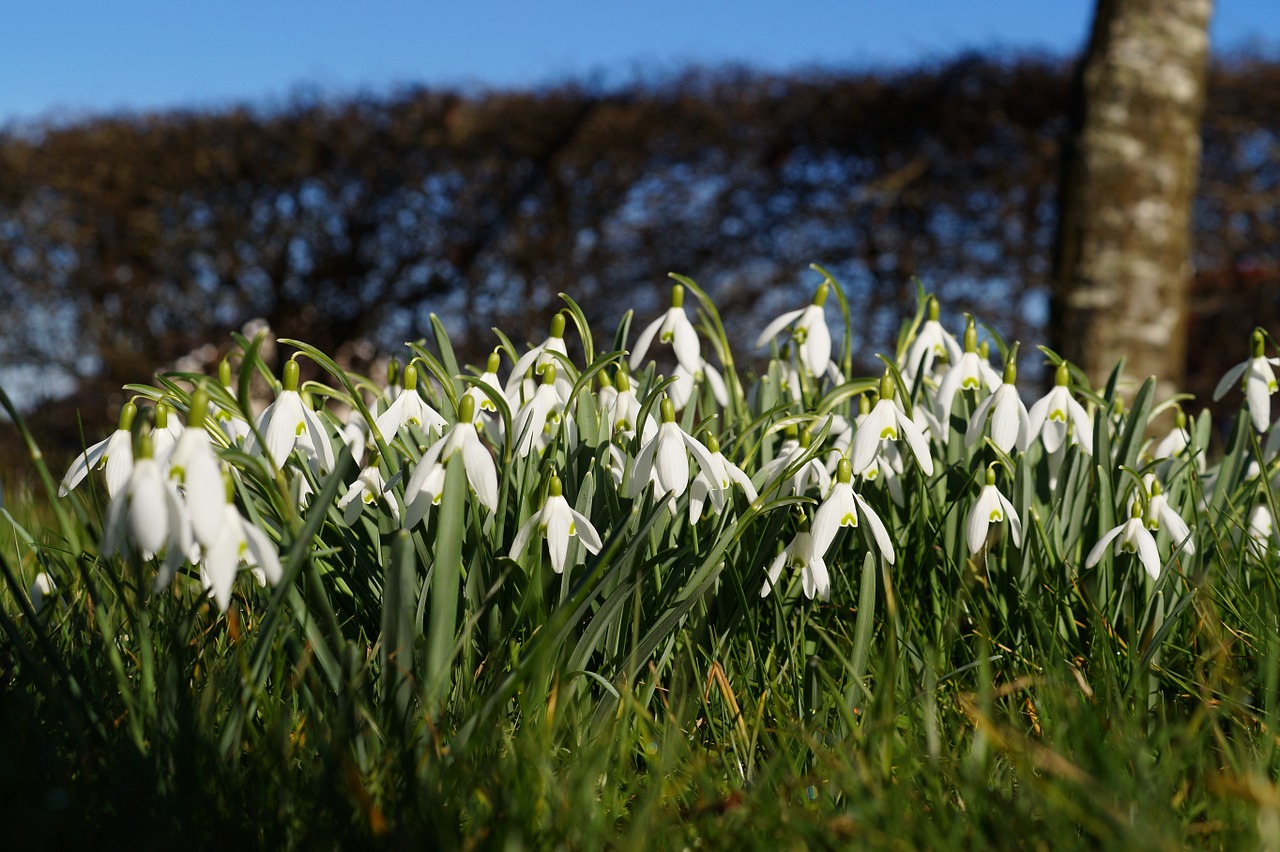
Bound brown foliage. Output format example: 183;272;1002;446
0;53;1276;476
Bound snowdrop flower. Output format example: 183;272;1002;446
340;410;369;466
212;358;250;445
151;402;184;463
755;282;833;378
901;296;962;384
630;283;702;374
935;317;1001;426
403;396;499;528
628;398;718;502
965;466;1023;553
376;363;448;444
689;432;758;523
1150;408;1201;475
1247;504;1276;556
1086;500;1162;581
851;373;935;477
965;346;1029;454
667;358;729;410
759;523;827;600
464;351;507;420
30;572;56;614
507;313;574;402
337;454;400;526
102;430;192;571
199;488;283;612
513;365;572;457
603;370;657;444
1024;362;1093;455
60;401;137;498
759;427;831;498
1213;329;1280;431
509;474;602;575
1143;475;1194;556
812;458;895;565
166;388;227;550
246;359;336;473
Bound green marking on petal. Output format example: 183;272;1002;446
879;426;897;440
841;512;858;527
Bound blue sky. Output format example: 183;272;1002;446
3;1;1277;124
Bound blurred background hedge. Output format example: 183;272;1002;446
2;52;1278;474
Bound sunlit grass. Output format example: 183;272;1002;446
2;273;1279;849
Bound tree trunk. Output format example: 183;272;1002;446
1051;0;1213;399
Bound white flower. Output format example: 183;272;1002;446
246;360;336;473
151;402;185;463
403;395;498;528
509;475;603;575
199;503;283;612
688;433;758;523
464;351;506;419
1247;504;1275;555
1213;330;1280;431
628;398;719;502
60;402;137;498
1086;501;1162;581
629;283;702;374
102;431;192;570
965;467;1023;553
603;370;657;444
506;313;574;402
901;297;962;384
1023;363;1093;455
754;283;833;378
759;529;827;600
30;572;56;614
851;375;934;477
212;358;251;445
375;363;447;443
935;318;1001;426
812;458;895;565
1150;412;1198;473
1143;475;1194;556
340;410;369;466
759;427;831;498
965;355;1029;454
166;388;227;550
513;366;573;457
337;460;400;526
663;360;726;410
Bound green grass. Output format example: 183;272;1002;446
2;274;1279;850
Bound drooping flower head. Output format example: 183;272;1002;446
902;295;962;385
375;362;448;444
851;371;934;477
403;395;499;528
964;465;1023;554
935;315;1001;427
247;359;336;474
1086;500;1162;581
965;343;1029;454
1213;328;1280;431
755;282;834;378
509;473;603;576
1024;361;1093;456
60;401;137;498
630;284;702;375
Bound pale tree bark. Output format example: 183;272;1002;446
1051;0;1214;399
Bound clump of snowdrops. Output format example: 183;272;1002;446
3;269;1280;847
